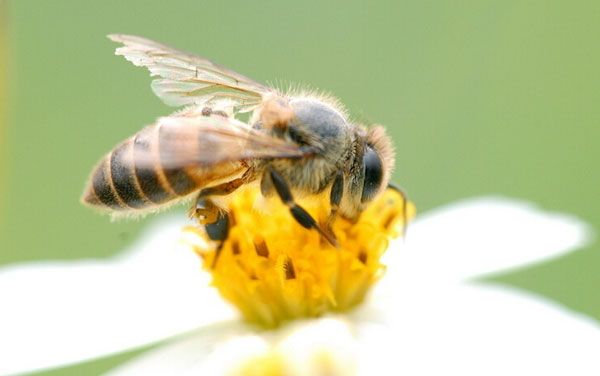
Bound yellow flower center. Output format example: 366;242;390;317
185;187;415;328
234;353;286;376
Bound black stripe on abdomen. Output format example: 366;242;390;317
92;157;125;210
110;141;147;208
158;124;197;195
163;168;197;195
133;126;173;204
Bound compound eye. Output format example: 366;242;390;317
361;145;383;203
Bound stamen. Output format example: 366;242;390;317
254;237;270;258
231;241;241;255
284;257;296;280
358;250;368;265
186;186;415;328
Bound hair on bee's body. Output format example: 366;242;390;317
82;34;399;245
83;110;248;219
253;94;394;220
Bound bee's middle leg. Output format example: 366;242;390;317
266;168;338;247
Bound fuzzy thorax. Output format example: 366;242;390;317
184;186;415;328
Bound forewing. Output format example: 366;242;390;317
108;34;275;112
132;114;306;172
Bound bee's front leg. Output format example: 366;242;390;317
387;182;410;235
325;172;344;232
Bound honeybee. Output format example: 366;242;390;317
82;34;403;247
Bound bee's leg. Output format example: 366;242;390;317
387;182;409;235
325;173;344;232
189;197;220;224
204;208;230;268
189;168;254;222
267;169;338;247
191;170;256;267
197;176;247;198
189;197;230;268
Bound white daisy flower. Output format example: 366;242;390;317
0;192;598;376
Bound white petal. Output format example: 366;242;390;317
110;282;600;376
390;197;592;281
354;283;600;376
106;322;258;376
0;216;237;376
276;318;358;376
107;318;359;376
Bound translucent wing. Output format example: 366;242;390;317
130;114;308;172
108;34;275;112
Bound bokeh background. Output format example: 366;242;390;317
1;1;599;374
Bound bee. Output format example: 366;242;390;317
82;34;401;247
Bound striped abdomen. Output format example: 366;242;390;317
81;123;244;213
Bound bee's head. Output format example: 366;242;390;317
361;126;395;203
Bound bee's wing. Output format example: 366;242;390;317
108;34;275;112
131;114;308;172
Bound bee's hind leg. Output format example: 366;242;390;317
189;197;230;268
190;170;255;267
204;207;230;268
189;196;221;224
189;168;254;224
266;168;338;247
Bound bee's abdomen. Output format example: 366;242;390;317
82;125;199;211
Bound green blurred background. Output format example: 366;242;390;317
2;0;599;374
